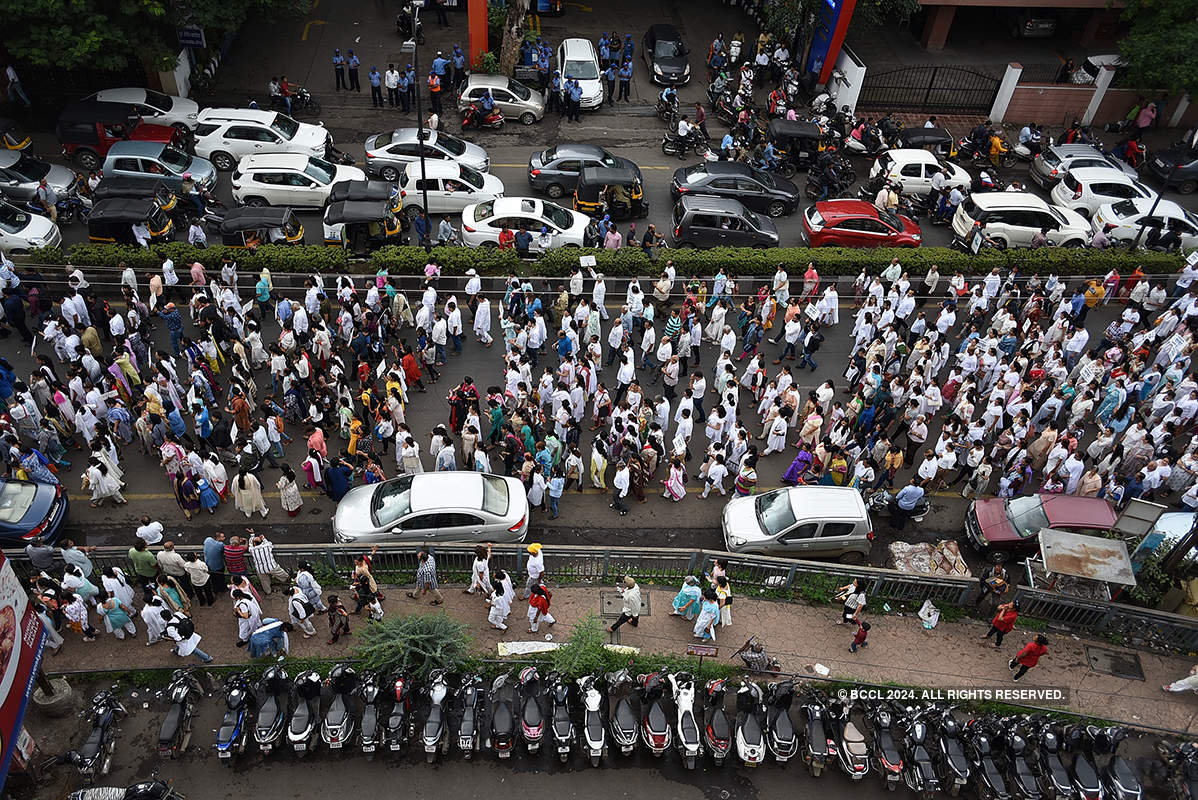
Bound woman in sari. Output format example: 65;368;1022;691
662;456;686;501
692;588;720;642
172;472;201;519
734;456;758;496
97;590;137;640
670;576;702;620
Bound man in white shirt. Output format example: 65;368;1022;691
464;269;481;319
590;270;609;320
611;460;630;515
447;300;464;355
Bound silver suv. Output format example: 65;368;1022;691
1030;143;1136;189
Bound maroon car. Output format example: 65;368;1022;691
56;100;184;171
964;493;1118;562
800;200;922;248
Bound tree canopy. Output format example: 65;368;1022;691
1117;0;1198;96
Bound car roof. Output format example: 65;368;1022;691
970;191;1049;210
410;473;482;512
1109;197;1189;218
237;153;312;170
105;140;167;158
403;161;463;178
58;100;137;124
550;143;606;160
94;88;149;105
89;197;159;221
680;194;745;213
647;23;682;39
885;148;938;165
1047;144;1108;159
196;107;277;124
785;486;868;518
814;199;883;220
325;200;390;224
464;74;513;89
1066;166;1137;183
329;180;394;202
697;162;753;178
0;150;25;168
488;197;543;215
1038;494;1117;528
220;206;294;231
559;37;598;56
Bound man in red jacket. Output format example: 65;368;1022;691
983;600;1019;648
1009;634;1048;681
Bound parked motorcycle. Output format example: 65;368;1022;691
867;701;905;791
931;705;972;796
489;671;518;758
421;668;450;762
1028;715;1076;800
964;716;1010;800
156;669;202;759
577;674;607;767
321;663;358;751
996;716;1042;800
867;489;931;523
518;666;545;755
396;1;425;44
288;670;322;755
1157;740;1198;800
638;671;672;757
607;669;640;756
704;678;734;766
358;670;383;758
901;705;944;800
827;696;869;778
765;679;799;764
1089;726;1142;800
456;673;485;758
799;691;833;776
215;672;253;767
461;103;504;131
70;690;127;780
735;680;767;767
1063;724;1104;800
386;673;414;753
67;780;185;800
668;671;703;769
252;660;290;756
543;671;575;763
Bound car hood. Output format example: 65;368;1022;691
44;163;77;195
183;157;217;187
16;212;58;240
723;494;764;544
974;497;1020;544
459;141;490;169
130;122;180;143
899;214;922;236
334;165;368;183
333;484;379;537
654;54;689;73
945;162;971;184
172;96;200;119
755;215;779;238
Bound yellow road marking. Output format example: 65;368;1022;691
567;2;592;10
302;19;326;41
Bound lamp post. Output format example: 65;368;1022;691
1131;159;1179;251
403;0;432;249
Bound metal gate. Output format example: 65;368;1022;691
857;65;1001;114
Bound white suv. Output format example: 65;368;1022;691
231;154;366;208
952;191;1090;248
1049;166;1156;218
193;108;329;171
399;161;505;216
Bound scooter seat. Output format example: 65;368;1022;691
774;711;794;740
743;714;762;742
290;702;311;735
522;699;542;728
843;722;868;756
424;704;443;739
806;719;824;745
615;700;637;731
257;696;279;728
945;748;970;775
1047;760;1072;789
159;704;183;745
647;703;667;732
460;708;476;737
984;760;1008;793
492;703;513;732
362;705;378;734
80;726;105;760
681;714;701;745
585;713;605;743
326;696;347;726
710;713;730;741
1111;757;1140;790
1074;757;1100;787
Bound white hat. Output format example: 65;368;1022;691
465;268;477;276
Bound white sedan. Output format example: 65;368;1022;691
1092;198;1198;250
91;87;200;131
0;199;62;252
461;196;589;252
870;149;970;196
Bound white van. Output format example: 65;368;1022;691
556;38;604;110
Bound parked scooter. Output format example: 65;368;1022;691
461;103;504;131
735;680;767;767
900;706;944;800
931;705;972;796
215;672;253;767
704;678;734;766
866;702;905;791
607;669;640;756
543;671;575;763
69;690;127;780
1089;726;1142;800
288;670;322;755
867;488;931;523
321;663;358;751
1157;740;1198;800
456;673;485;758
489;671;518;758
252;660;290;756
1063;724;1104;800
358;670;383;758
668;671;703;769
827;696;869;778
577;674;607;767
765;680;799;764
385;673;414;754
156;669;202;759
421;668;450;763
1028;715;1076;800
799;691;833;776
997;716;1042;800
638;671;673;757
67;780;185;800
518;666;545;754
963;716;1010;800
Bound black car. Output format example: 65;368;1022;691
528;143;641;199
643;24;690;85
1147;139;1198;195
0;478;69;545
670;162;801;217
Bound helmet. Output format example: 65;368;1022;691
1012;599;1022;612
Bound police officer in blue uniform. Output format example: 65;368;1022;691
603;62;616;106
618;59;632;103
567;78;582;123
548;70;563;115
333;49;347;91
369;66;384;108
536;48;550;91
597;35;610;70
451;45;467;89
404;64;416;108
347;50;361;92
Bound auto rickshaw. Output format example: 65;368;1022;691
93;177;180;217
219;207;305;248
893;126;958;160
87;198;175;244
323;200;405;254
765;118;828;178
328;179;402;216
573;166;648;220
0;118;30;150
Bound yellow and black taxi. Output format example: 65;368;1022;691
93;177;180;217
87;197;174;244
328;179;402;216
0;118;30;150
323;199;405;253
219;206;304;249
573;166;648;221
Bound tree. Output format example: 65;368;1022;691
0;0;310;73
1117;0;1198;96
498;0;531;76
762;0;918;72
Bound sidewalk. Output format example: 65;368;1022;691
47;582;1198;733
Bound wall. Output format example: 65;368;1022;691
157;50;192;97
834;45;867;113
1005;83;1096;126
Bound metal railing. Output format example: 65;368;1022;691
13;543;1196;652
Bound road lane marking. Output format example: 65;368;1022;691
302;20;326;41
567;2;592;10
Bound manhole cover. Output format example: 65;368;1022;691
1085;646;1145;681
600;590;652;618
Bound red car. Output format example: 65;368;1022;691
964;493;1118;562
800;200;922;248
56;100;183;171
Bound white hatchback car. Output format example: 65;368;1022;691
91;88;200;131
952;191;1090;248
0;199;62;252
1092;198;1198;250
461;197;589;251
231;154;366;208
193;108;329;171
557;38;604;110
1049;166;1157;218
399;161;504;217
870;149;970;195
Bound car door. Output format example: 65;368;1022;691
899;162;926;193
687;212;720;247
843;217;892;247
222;126;262;158
285;171;325;207
773;522;819;555
413;177;446;211
388;142;422;166
734;177;770;211
811;521;862;558
551;159;583;189
441;178;476;212
431;511;488;542
111;157;143;180
491;88;517;116
395;512;442;540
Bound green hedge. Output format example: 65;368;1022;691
25;243;1186;279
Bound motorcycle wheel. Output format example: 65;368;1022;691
842;168;858;184
886;780;897;791
662;141;678;157
560;752;569;763
1001;153;1017;169
591;754;600;767
658;108;673;122
780;163;797;179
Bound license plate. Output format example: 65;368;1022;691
390;744;401;751
295;743;306;752
363;745;375;753
330;741;342;749
218;752;229;759
559;746;570;753
500;751;511;759
426;745;436;753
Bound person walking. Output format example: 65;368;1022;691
97;590;137;640
203;532;227;592
1163;665;1198;693
327;595;351;644
289;585;318;638
163;609;214;663
466;544;492;596
670;575;702;619
1009;634;1049;681
141;597;168;646
692;588;719;641
527;581;555;632
983;600;1018;647
608;576;641;632
232;588;262;648
248;534;289;594
408;549;445;604
849;620;871;653
295;561;327;612
232;469;269;519
838;578;867;624
521;543;546;599
611;458;630;515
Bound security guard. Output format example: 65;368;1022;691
548;70;563;115
347;49;361;92
333;49;347;91
397;66;411;112
567;78;583;123
428;70;443;114
598;34;610;70
603;62;616;106
617;59;632;103
404;64;416;107
369;66;384;108
451;45;467;89
536;48;550;91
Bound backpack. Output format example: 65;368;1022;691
169;616;195;639
292;597;315;618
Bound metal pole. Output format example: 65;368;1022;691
1131;161;1179;250
412;3;431;250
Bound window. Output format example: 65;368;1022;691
690;213;720;228
838;218;887;234
398;513;439;532
254;173;288;185
481;475;510;515
303;157;335;185
563;59;599;80
285;173;316;187
143;90;173;111
473;200;495;221
735;178;765;193
113;158;142;172
194;123;220;138
900;163;923;178
554;160;581;174
820;522;858;539
3;154;48;182
541;202;572;229
507;80;532;101
269;114;300;140
158;146;191;172
227;126;266;141
433;132;467;156
0;205;30;234
373;475;413;527
780;523;818;542
708;178;738;190
492;89;514;102
1005;495;1049;538
755;491;797;536
459;164;485;190
437;513;484;528
390;143;421;157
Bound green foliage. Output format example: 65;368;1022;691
1116;0;1198;95
762;0;918;42
550;615;617;676
797;572;839;604
1128;551;1173;608
353;612;472;681
476;51;501;75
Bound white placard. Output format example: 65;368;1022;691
579;255;597;268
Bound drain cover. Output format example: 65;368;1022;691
1085;646;1145;681
600;590;652;618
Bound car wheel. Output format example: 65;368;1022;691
986;549;1009;564
520;112;537;126
403;205;423;220
780;163;797;179
837;551;865;565
210;151;236;171
74;149;101;170
243;197;269;208
380;166;400;183
481;240;498;248
676;242;695;249
1177;179;1197;195
766;200;787;218
545;183;566;199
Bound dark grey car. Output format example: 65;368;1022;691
527;143;641;199
0;150;75;204
669;194;779;249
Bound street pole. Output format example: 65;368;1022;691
407;1;431;250
1131;160;1179;250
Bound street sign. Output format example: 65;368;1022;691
178;25;206;49
686;644;718;658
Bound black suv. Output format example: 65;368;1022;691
670;162;801;218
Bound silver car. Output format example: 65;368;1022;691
1030;143;1136;189
0;150;76;203
332;472;529;544
457;75;545;125
364;128;490;182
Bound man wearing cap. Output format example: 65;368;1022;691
397;65;412;112
548;71;562;115
567;78;582;123
464;268;481;320
537;47;550;90
451;45;467;89
428;69;443;114
333;49;347;91
521;543;546;600
347;49;361;92
369;66;384;108
618;59;632;103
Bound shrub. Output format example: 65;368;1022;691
796;572;839;604
549;614;618;676
353;612;472;680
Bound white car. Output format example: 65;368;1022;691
0;199;61;252
1049;166;1156;218
91;88;200;131
193;108;329;171
231;154;366;208
461;197;588;252
399;161;504;216
870;149;970;195
364;128;489;181
1092;198;1198;250
952;191;1090;248
557;38;604;110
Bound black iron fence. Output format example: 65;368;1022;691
857;64;1002;114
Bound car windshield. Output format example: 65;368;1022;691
741;206;762;229
0;481;37;524
144;89;173;111
507;79;532;101
6;153;49;182
806;207;825;227
158;146;191;173
654;40;684;58
542;201;572;229
1046;207;1068;227
459;163;485;189
373;131;394;147
565;59;599;80
474;200;495;222
1006;495;1050;539
372;475;414;527
0;203;30;234
753;168;777;188
877;209;901;230
304;157;336;185
1111;199;1138;219
756;490;797;537
481;475;510;516
598;150;620;167
435;132;466;156
270;114;300;141
682;164;707;183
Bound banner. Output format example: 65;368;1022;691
0;551;46;794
